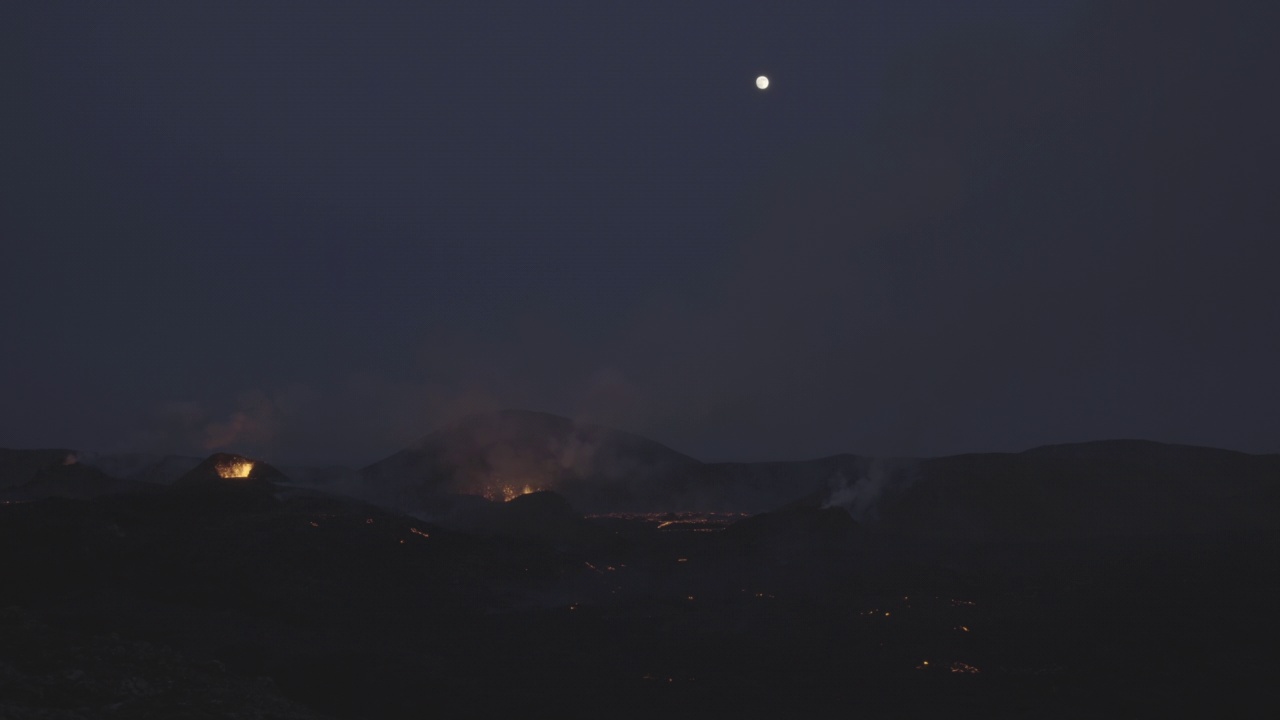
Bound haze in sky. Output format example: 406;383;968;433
3;1;1276;465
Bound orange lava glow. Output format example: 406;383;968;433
950;661;981;674
483;483;540;502
585;511;749;532
214;459;254;479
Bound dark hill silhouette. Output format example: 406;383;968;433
174;453;289;491
355;412;1280;534
870;442;1280;540
77;452;202;486
360;409;704;513
0;449;151;501
0;448;79;490
445;490;610;547
1022;438;1279;464
702;454;926;519
359;410;881;514
700;454;862;514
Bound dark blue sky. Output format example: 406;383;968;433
4;1;1277;465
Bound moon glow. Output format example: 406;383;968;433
756;75;769;90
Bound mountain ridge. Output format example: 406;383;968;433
5;410;1278;538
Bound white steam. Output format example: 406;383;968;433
823;459;917;523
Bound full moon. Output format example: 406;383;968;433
756;75;769;90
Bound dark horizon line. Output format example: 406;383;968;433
7;406;1276;471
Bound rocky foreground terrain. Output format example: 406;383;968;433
2;422;1278;718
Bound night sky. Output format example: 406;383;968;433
4;1;1277;465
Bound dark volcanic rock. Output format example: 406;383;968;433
1;437;1277;719
721;501;861;558
446;490;608;547
0;607;330;720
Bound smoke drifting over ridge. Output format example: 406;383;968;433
350;409;928;517
823;459;921;524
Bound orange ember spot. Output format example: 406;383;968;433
409;527;429;538
950;661;981;674
309;521;319;528
366;518;374;524
677;558;688;563
214;459;254;479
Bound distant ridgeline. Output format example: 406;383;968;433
355;412;1279;540
3;413;1278;540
